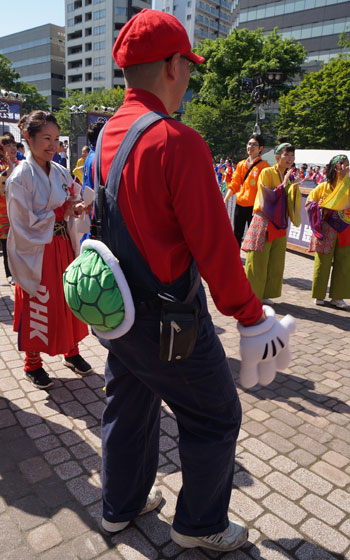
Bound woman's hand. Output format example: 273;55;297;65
64;200;86;220
282;168;294;187
283;168;305;187
85;202;93;215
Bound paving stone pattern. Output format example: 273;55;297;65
0;249;350;560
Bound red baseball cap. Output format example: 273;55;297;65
112;9;205;68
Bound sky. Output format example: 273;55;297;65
0;1;65;37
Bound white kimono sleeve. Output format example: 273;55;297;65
6;171;55;296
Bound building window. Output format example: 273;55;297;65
93;0;104;4
68;45;83;54
187;0;191;5
94;9;106;19
115;7;127;15
68;74;83;83
187;14;191;19
93;24;106;35
68;60;82;70
68;30;82;40
67;17;74;26
85;12;92;20
94;56;106;66
85;28;92;36
114;69;123;78
93;72;106;80
93;40;105;50
85;72;92;80
67;2;75;12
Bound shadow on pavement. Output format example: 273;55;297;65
283;276;313;291
227;357;350;416
272;302;350;330
248;538;347;560
0;399;155;556
0;294;14;325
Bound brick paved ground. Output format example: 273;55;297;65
0;248;350;560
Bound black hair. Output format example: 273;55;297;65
3;131;15;141
87;120;105;145
0;136;15;146
248;133;264;148
16;142;24;149
18;111;59;137
326;155;349;185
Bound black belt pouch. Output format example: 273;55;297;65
159;301;198;361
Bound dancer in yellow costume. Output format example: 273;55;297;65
306;154;350;309
242;143;303;302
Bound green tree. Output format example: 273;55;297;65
0;54;49;113
0;54;20;90
183;28;306;160
277;55;350;149
55;88;126;135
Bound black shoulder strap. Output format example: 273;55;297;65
93;111;170;241
242;158;262;184
94;110;170;201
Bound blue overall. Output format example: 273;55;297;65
94;112;242;537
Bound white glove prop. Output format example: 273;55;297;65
237;305;296;389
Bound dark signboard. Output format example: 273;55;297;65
87;112;113;127
0;99;22;122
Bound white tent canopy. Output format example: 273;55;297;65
294;149;350;167
262;148;350;167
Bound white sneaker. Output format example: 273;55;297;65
101;486;162;533
170;520;248;552
330;299;348;309
314;298;324;306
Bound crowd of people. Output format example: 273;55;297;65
216;144;350;309
0;7;349;555
216;157;327;190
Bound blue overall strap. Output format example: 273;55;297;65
93;110;200;304
94;110;170;200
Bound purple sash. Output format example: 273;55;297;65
324;209;349;233
306;201;323;239
259;184;288;230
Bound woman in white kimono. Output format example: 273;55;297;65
6;111;91;389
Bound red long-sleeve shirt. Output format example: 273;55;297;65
100;89;262;326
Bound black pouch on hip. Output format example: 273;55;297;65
159;301;199;362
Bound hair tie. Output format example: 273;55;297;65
275;142;292;154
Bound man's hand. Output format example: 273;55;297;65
237;305;296;389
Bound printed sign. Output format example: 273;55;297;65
287;191;312;249
0;99;22;122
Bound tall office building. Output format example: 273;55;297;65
153;0;232;46
0;24;65;110
65;0;152;94
231;0;350;72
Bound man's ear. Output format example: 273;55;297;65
165;52;181;81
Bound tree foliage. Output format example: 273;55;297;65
0;54;49;113
183;28;306;160
54;88;126;135
277;56;350;149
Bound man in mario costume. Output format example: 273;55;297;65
96;8;295;552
